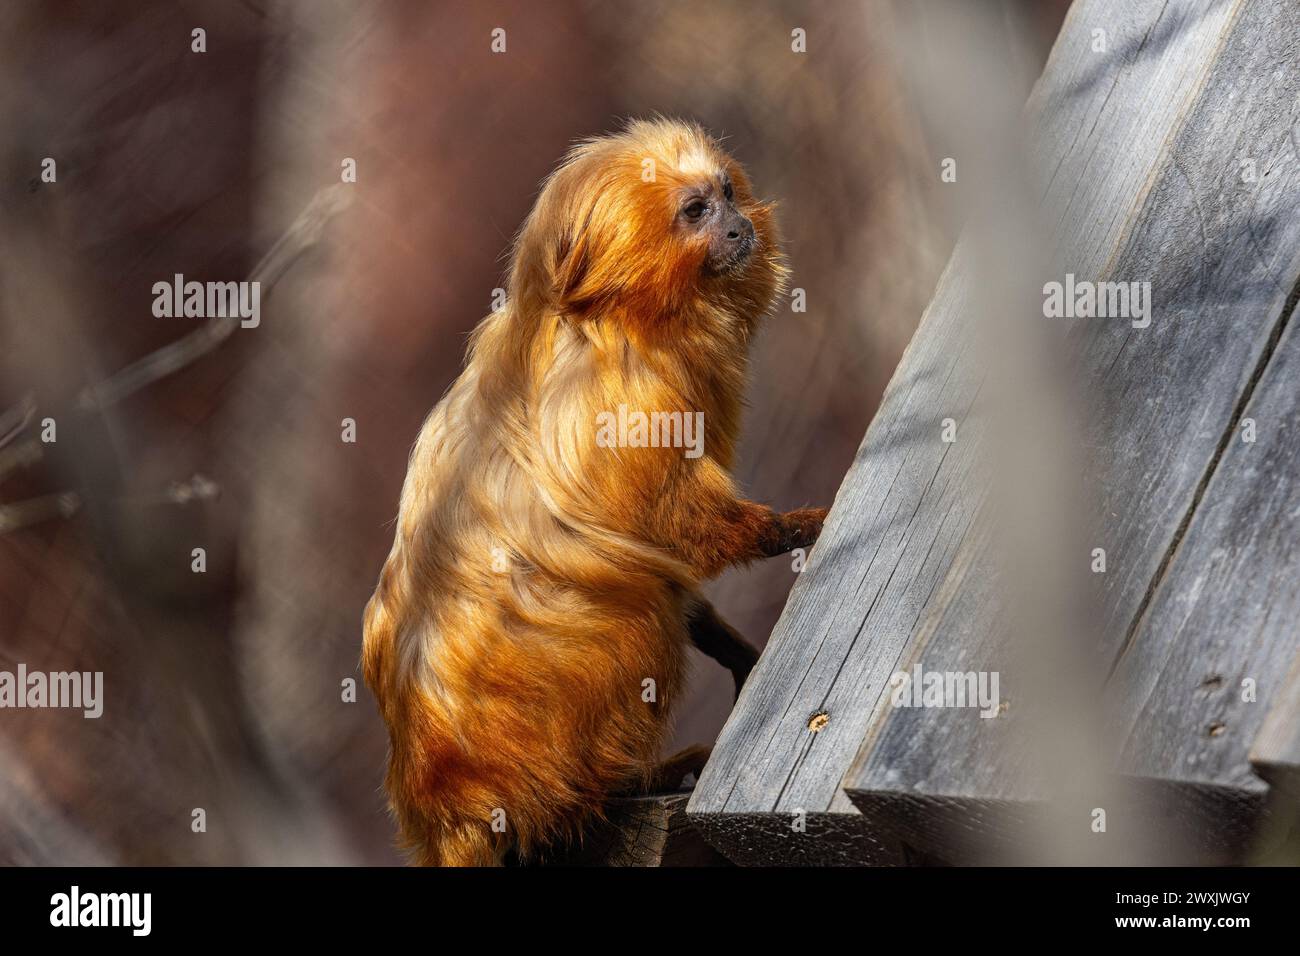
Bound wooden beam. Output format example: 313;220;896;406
845;0;1300;864
691;0;1300;864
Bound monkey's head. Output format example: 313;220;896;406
510;118;785;330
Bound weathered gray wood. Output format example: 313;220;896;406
1103;307;1300;862
689;0;1254;864
843;0;1300;864
1249;649;1300;862
1252;650;1300;794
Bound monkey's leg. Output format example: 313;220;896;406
686;599;760;700
643;744;712;792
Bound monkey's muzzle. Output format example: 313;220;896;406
707;209;757;273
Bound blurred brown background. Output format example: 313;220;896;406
0;0;1068;864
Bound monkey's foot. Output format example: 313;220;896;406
642;744;713;793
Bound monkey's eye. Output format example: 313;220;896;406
682;199;707;222
723;181;734;201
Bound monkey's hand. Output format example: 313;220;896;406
760;507;829;557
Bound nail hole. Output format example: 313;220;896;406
1207;722;1226;738
807;711;829;733
1200;675;1223;690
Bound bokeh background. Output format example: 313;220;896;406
0;0;1068;864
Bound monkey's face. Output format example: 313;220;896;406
514;119;784;326
674;168;758;275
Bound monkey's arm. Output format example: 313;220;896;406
686;598;760;699
647;458;826;579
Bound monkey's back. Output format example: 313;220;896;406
362;361;690;865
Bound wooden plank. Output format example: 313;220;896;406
689;0;1246;864
1250;649;1300;863
1251;650;1300;794
844;0;1300;864
1106;309;1300;861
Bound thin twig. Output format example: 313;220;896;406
78;184;352;410
0;492;79;533
0;392;36;450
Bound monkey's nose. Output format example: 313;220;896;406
727;218;755;242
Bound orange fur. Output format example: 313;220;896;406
362;118;823;865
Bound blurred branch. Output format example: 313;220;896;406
0;492;80;534
0;186;347;535
78;183;352;411
0;392;36;451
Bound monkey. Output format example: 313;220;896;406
361;118;827;866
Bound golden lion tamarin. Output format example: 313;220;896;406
362;118;826;865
